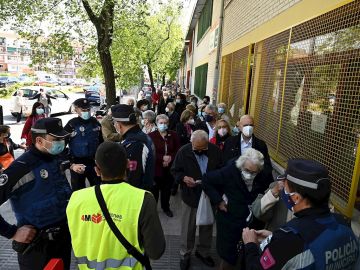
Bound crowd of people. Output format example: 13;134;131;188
0;85;359;270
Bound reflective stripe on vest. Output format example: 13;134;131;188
67;183;146;270
76;256;139;270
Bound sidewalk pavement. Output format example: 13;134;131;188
0;193;219;270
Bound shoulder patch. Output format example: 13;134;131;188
260;248;276;269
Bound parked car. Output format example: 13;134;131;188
0;77;9;87
10;86;72;117
18;75;34;84
73;78;89;86
85;89;100;105
7;77;19;84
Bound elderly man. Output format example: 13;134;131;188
195;104;218;139
223;114;272;182
242;159;359;270
171;130;223;270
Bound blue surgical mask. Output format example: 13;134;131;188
44;139;65;155
232;126;240;135
158;124;168;132
36;108;44;115
80;111;91;120
218;108;225;114
281;188;296;211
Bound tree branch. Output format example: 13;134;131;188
147;17;174;64
81;0;99;25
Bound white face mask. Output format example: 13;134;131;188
217;128;228;137
165;107;170;112
242;125;254;137
187;119;195;125
241;171;257;181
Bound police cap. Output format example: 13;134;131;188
73;98;90;109
31;118;69;138
111;104;137;123
280;159;331;200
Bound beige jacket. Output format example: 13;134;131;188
13;96;25;113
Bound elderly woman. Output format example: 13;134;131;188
176;109;196;146
149;114;180;217
202;148;270;270
141;110;157;134
209;119;231;150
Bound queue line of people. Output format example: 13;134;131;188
0;85;358;270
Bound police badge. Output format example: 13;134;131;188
0;174;8;186
40;169;49;179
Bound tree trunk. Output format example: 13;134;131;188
161;73;166;88
99;48;116;106
147;64;156;93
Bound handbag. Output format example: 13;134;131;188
94;185;152;270
196;191;214;226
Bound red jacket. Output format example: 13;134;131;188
21;115;45;146
148;130;180;177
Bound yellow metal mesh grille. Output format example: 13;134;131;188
251;1;360;216
220;46;250;124
251;30;291;157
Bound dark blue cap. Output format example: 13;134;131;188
31;117;69;138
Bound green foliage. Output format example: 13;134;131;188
0;83;26;98
0;0;183;93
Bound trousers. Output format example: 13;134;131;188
152;169;174;211
70;158;100;191
17;224;71;270
180;201;213;258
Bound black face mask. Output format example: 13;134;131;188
205;115;214;123
193;149;208;156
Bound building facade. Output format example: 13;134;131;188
0;31;83;78
181;0;360;218
0;32;32;74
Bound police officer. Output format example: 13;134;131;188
242;159;359;270
66;142;165;269
65;98;103;190
112;104;155;191
0;118;83;270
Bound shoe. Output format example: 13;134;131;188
195;251;215;267
180;257;190;270
164;209;173;217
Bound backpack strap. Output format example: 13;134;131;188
94;185;152;270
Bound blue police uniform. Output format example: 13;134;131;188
244;207;359;270
65;116;102;190
0;146;72;270
121;125;155;191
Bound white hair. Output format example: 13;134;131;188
156;114;169;124
190;130;208;142
236;148;264;171
206;104;218;113
142;110;156;122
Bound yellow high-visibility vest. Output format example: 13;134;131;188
66;182;146;270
